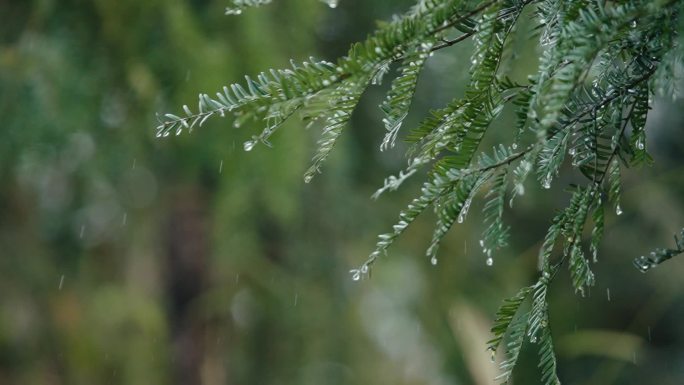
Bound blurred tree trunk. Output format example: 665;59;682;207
165;186;210;385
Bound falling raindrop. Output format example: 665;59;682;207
294;294;299;307
606;288;611;301
219;160;224;174
59;275;65;290
122;212;128;226
79;225;85;239
647;326;652;342
132;158;137;169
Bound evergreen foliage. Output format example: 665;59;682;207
158;0;684;382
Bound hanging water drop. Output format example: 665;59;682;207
616;204;623;216
304;174;313;184
486;257;493;266
243;140;256;152
325;0;339;8
636;137;645;150
542;178;551;189
350;269;361;281
511;143;518;150
430;256;438;266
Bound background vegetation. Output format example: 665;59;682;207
1;0;684;384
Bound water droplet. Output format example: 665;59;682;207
294;294;299;306
79;225;85;239
350;269;361;281
479;239;484;248
636;137;645;150
326;0;338;8
243;140;256;152
569;148;576;156
58;275;65;290
361;264;369;274
647;326;652;342
606;288;611;301
122;212;127;226
430;256;438;266
616;204;623;216
530;335;538;343
219;160;224;174
304;174;313;184
542;178;551;189
511;143;518;150
631;20;637;28
489;348;496;363
486;257;493;266
458;198;472;223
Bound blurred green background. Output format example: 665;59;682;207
1;1;684;384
